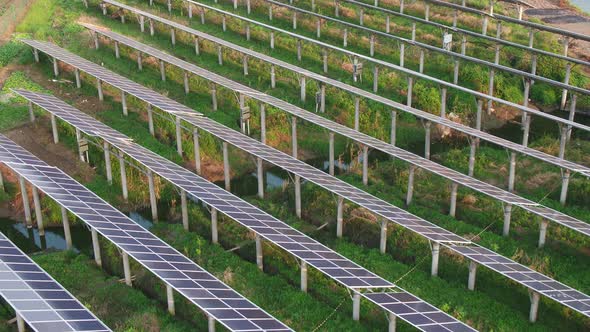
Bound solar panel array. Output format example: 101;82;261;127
0;232;112;332
262;0;590;95
340;0;590;67
0;134;292;332
97;1;590;179
23;38;590;319
16;89;478;332
82;23;590;238
172;0;590;133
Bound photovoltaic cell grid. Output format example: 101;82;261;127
264;0;590;95
22;41;590;318
19;39;469;245
171;0;590;133
446;244;590;318
97;0;590;178
0;232;111;332
15;90;478;332
81;23;590;238
0;135;291;332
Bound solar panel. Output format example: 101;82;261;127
262;0;589;95
14;91;477;332
447;244;590;317
79;24;590;238
20;39;590;318
0;232;112;332
94;1;590;178
0;135;291;332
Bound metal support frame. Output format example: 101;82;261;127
468;138;477;177
390;110;397;147
211;85;218;111
560;169;570;206
270;65;276;88
208;315;216;332
373;66;379;93
399;42;404;67
137;51;143;71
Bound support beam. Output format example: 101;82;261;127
53;57;59;77
373;66;379;93
243;56;248;76
538;219;548;248
468;138;477;177
336;196;344;238
567;95;577;141
431;242;440;276
211;207;218;244
291;116;297;158
503;204;512;236
208;315;215;332
91;228;102;267
449;183;458;217
297;39;302;60
440;88;447;118
300;76;306;102
183;71;190;94
118;151;128;200
390;110;397;146
257;157;264;199
406;166;415;206
468;260;477;290
255;234;263;270
104;141;113;184
424;121;431;160
320;83;326;113
399;42;404;67
19;176;32;228
96;79;103;101
270;65;276;88
167;284;175;315
379;221;387;253
217;46;223;65
121;91;128;116
75;129;85;162
362;145;368;186
114;41;120;59
529;291;540;322
32;187;44;236
419;50;424;73
194;37;200;55
194;128;201;175
300;261;308;292
211;85;218;111
147;170;158;222
322;49;328;73
508;152;516;192
406;77;413;107
122;252;132;286
147;104;155;136
560;170;570;206
159;60;166;81
352;293;361;321
329;132;335;176
294;175;301;218
181;189;189;231
223;142;230;191
61;206;72;250
75;68;81;88
354;97;360;131
28;101;35;123
16;314;25;332
560;63;571;110
388;312;396;332
260;104;266;144
175;116;183;156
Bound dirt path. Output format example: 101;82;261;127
0;0;33;43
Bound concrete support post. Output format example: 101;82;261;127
453;60;459;84
270;32;274;49
75;68;81;88
360;9;364;25
320;84;326;113
425;4;430;20
32;187;44;236
114;41;120;59
121;91;128;116
291;116;297;158
370;34;375;57
440;88;447;118
300;261;308;292
184;71;190;94
487;69;495;112
362;145;369;186
222;16;226;32
137;51;143;70
91;228;102;267
352;293;361;321
34;48;39;62
118;151;128;200
424;121;431;160
379;221;387;253
122;252;132;286
211;85;218;111
271;65;276;88
300;76;306;102
97;79;103;101
449;183;458;217
194;128;201;175
217;46;223;65
188;3;193;18
475;99;483;130
468;139;477;177
28;101;35;123
195;38;200;55
354;97;360;131
343;29;348;47
373;66;379;93
431;242;440;276
200;10;205;25
399;43;404;67
175;116;183;157
208;316;215;332
247;0;251;13
257;157;264;199
468;260;477;290
316;19;321;38
53;57;59;77
255;234;263;270
407;77;413;107
243;56;248;76
160;60;166;81
49;114;59;144
529;291;540;322
411;23;416;41
223;142;230;191
538;219;548;248
419;50;424;73
390;110;397;147
167;284;175;315
295;175;301;218
388;313;396;332
150;19;155;36
522;111;531;147
76;129;85;162
560;170;570;206
260;104;266;144
181;190;189;231
269;5;273;20
406;166;415;206
211;208;218;244
147;105;155;136
386;15;390;33
508;152;516;192
567;95;577;141
104;141;112;184
336;196;344;238
329;132;335;176
322;49;328;73
297;40;302;60
147;170;158;222
561;63;571;110
19;176;32;228
503;204;512;236
15;313;27;332
293;12;297;29
61;207;72;250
